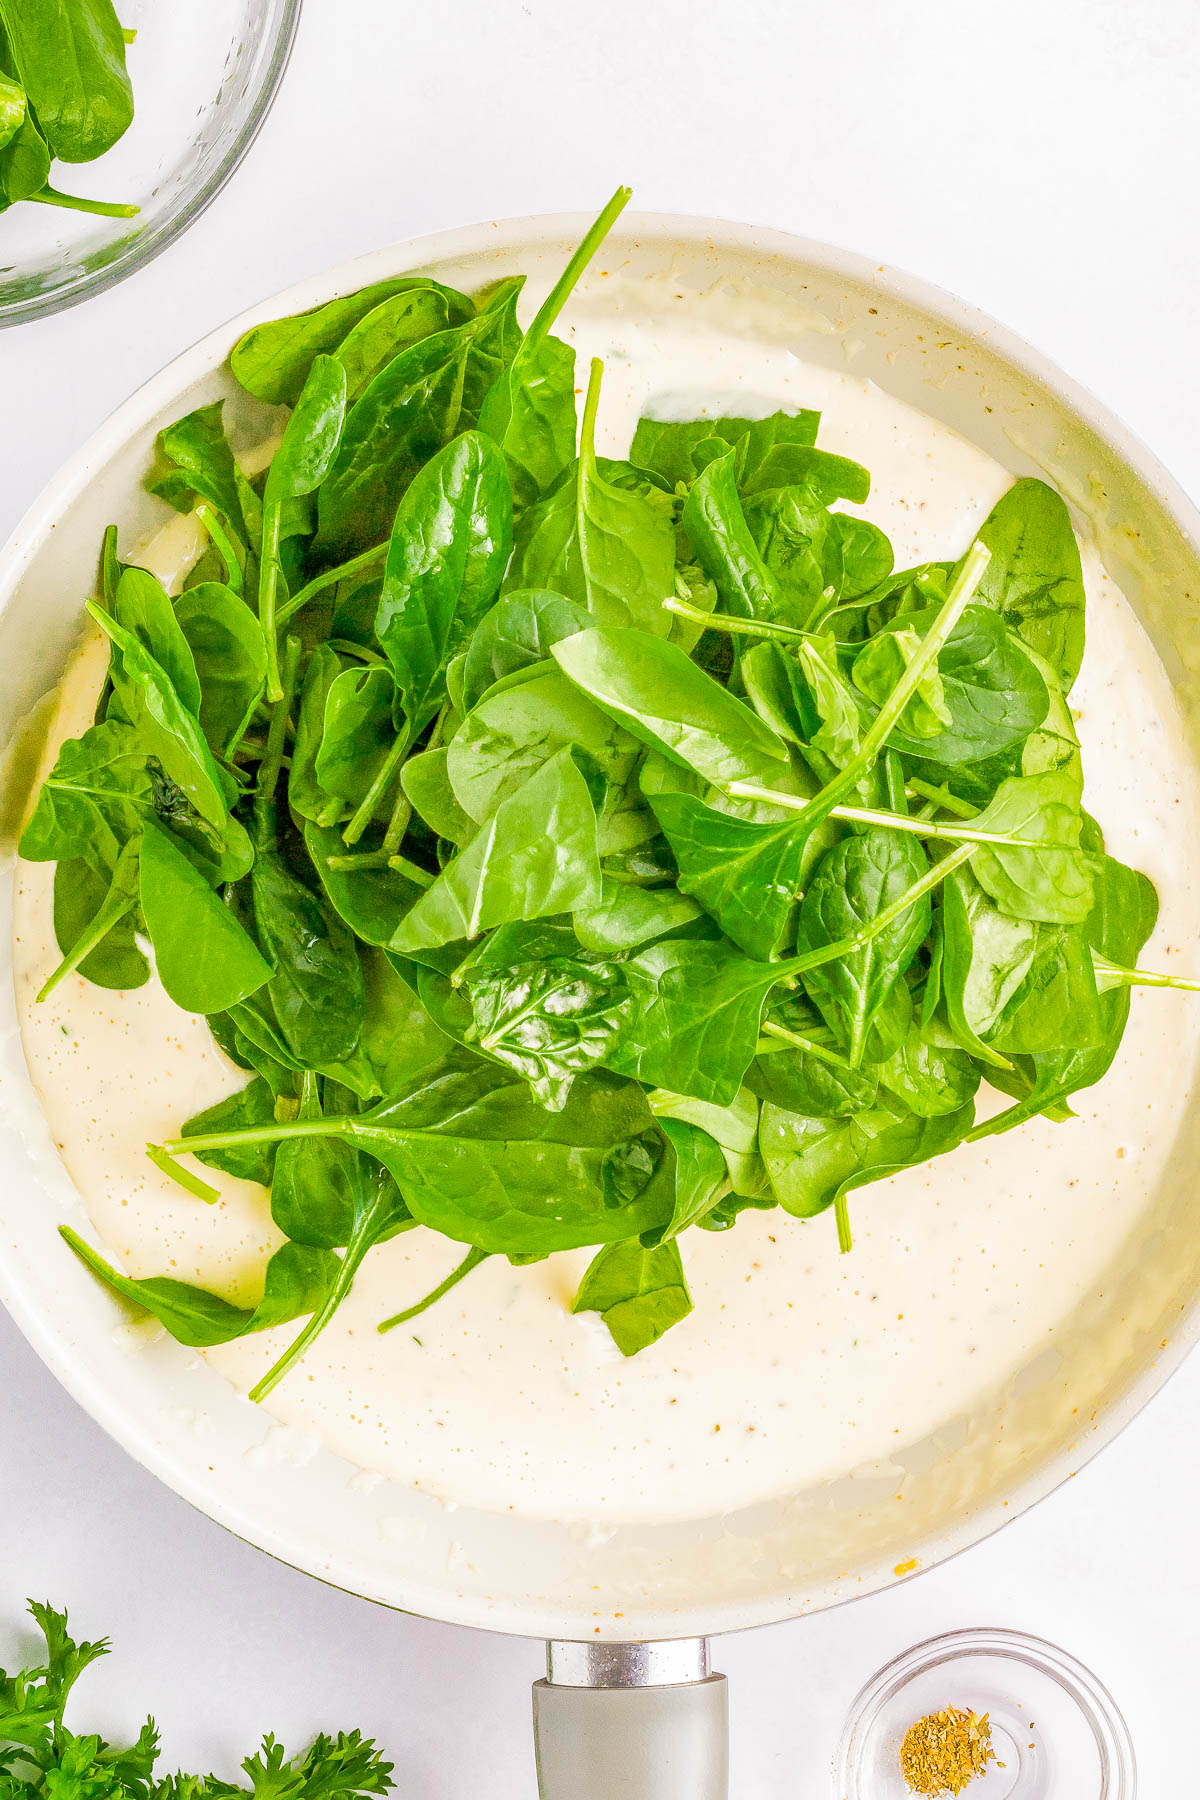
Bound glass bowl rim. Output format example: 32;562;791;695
0;0;304;329
834;1626;1137;1799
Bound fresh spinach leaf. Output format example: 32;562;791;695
573;876;703;953
47;835;144;995
181;1077;278;1184
61;1228;338;1350
761;1093;974;1248
303;818;426;947
940;864;1039;1066
458;925;631;1108
796;828;931;1063
333;287;453;402
573;1238;692;1354
19;720;151;866
461;589;589;711
375;429;513;728
553;625;789;787
316;282;522;557
649;1087;763;1200
0;68;26;152
971;478;1086;692
231;274;474;404
390;747;603;952
88;603;233;834
877;1019;980;1117
631;408;821;489
149;402;248;543
314;665;396;815
399;746;476;845
0;0;132;163
175;580;267;757
446;664;638;828
606;938;785;1105
251;802;367;1066
967;771;1094;924
682;447;786;623
111;565;202;713
139;820;272;1015
170;1061;675;1257
504;361;678;634
882;603;1049;765
287;644;344;822
853;623;951;739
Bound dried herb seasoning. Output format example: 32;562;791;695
899;1703;1000;1795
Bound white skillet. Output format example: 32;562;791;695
3;213;1200;1797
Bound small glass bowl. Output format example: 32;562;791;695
835;1628;1136;1799
0;0;302;325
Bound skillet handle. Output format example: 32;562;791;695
533;1639;728;1800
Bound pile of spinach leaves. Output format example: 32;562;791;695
0;0;138;221
27;186;1194;1382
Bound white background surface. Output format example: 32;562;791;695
3;1;1200;1793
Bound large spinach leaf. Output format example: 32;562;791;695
316;282;522;557
796;829;931;1063
390;748;602;952
971;478;1086;692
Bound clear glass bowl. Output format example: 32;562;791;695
0;0;301;325
835;1629;1136;1799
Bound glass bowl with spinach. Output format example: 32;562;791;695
24;186;1198;1394
0;0;300;324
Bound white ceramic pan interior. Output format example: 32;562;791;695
3;213;1200;1651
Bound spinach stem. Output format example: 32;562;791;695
159;1119;357;1155
258;502;285;700
147;1144;219;1204
1092;952;1200;993
222;689;265;762
37;889;137;1002
342;715;419;847
762;541;991;840
100;522;121;602
732;782;1041;851
661;595;813;644
193;502;245;593
524;186;631;352
377;1247;490;1332
780;843;977;981
30;186;138;219
377;699;449;855
275;541;388;626
326;849;391;872
37;843;139;1002
388;854;434;888
579;357;604;472
248;1233;371;1403
759;1020;853;1069
884;751;908;816
835;1194;853;1255
906;776;977;819
328;638;386;665
256;635;301;801
828;800;1041;849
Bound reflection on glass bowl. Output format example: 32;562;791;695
0;0;301;325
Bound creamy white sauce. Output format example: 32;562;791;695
12;294;1200;1524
